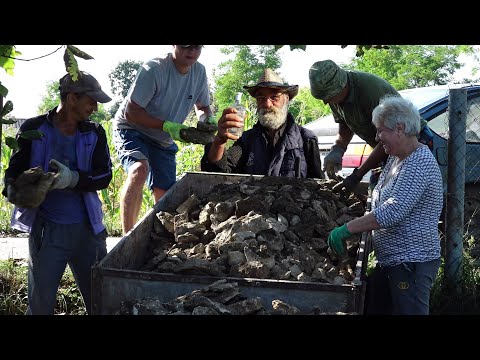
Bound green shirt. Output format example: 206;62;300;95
330;71;399;148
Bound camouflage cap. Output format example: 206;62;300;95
309;60;347;101
243;68;299;100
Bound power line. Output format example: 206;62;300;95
0;46;64;62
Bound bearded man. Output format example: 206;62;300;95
201;69;324;179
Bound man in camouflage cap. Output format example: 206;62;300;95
309;59;348;102
308;59;434;193
201;68;324;179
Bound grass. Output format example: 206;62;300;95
0;258;86;315
430;236;480;314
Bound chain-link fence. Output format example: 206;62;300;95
439;88;480;290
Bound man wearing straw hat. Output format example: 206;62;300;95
201;68;323;179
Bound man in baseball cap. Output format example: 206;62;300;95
2;69;113;315
59;71;112;103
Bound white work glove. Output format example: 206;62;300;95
49;159;79;190
324;144;346;179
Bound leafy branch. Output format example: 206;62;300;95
0;45;94;154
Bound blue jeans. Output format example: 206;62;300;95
113;129;178;191
26;214;107;315
365;258;440;315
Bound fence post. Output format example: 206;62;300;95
445;88;467;294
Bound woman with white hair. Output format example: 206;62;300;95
327;95;444;315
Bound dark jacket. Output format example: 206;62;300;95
201;113;324;178
2;108;112;234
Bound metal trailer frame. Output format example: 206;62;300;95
92;172;370;315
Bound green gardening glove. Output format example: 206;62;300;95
163;121;189;142
327;224;352;256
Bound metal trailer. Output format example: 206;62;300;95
92;172;371;315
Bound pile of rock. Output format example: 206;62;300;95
140;176;367;285
118;279;353;315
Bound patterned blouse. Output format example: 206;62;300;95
371;145;444;267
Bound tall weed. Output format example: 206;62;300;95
0;259;87;315
430;235;480;314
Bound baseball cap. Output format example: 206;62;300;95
309;60;348;101
59;71;112;103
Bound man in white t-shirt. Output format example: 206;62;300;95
113;45;215;234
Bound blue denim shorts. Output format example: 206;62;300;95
113;128;178;191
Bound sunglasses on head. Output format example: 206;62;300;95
178;45;203;50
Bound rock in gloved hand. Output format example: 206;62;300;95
180;126;216;145
197;121;218;133
6;167;55;208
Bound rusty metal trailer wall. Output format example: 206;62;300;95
92;172;369;315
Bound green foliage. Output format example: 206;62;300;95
213;45;282;114
289;87;331;125
0;118;15;125
274;45;307;52
109;60;142;98
107;59;143;118
0;45;21;76
341;45;390;57
0;259;87;315
37;80;60;114
63;48;80;81
66;45;94;61
4;136;17;151
0;83;7;97
175;111;205;175
63;45;94;81
37;80;110;122
430;236;480;314
0;100;13;118
0;259;28;315
348;45;475;90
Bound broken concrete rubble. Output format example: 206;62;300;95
141;176;367;285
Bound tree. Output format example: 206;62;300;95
37;80;109;122
289;87;331;125
348;45;477;90
108;59;143;118
213;45;282;115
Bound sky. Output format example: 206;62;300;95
1;45;477;119
1;45;356;118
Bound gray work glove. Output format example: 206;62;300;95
49;159;79;190
324;144;346;179
332;167;362;194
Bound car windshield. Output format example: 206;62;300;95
399;87;448;110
